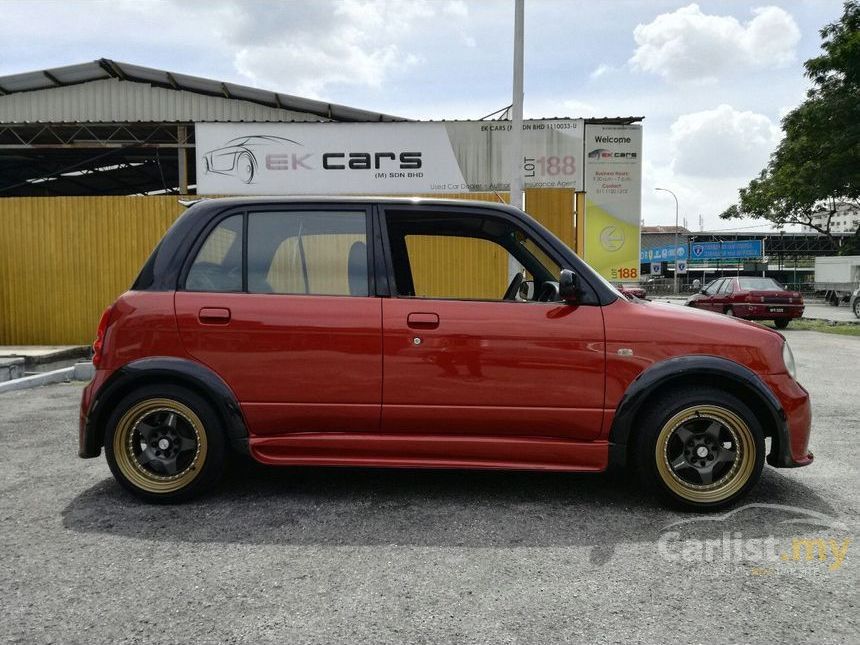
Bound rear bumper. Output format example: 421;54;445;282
78;369;110;458
733;303;804;320
763;374;813;468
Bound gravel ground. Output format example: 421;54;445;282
1;330;857;644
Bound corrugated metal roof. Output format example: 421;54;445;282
0;78;324;124
0;58;406;123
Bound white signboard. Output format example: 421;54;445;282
195;120;584;195
582;124;643;282
651;262;662;276
676;259;688;274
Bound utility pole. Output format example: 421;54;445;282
655;187;680;295
508;0;525;280
510;0;524;212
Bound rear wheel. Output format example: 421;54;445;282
854;298;860;319
725;307;734;317
774;318;790;329
635;387;765;510
104;385;226;503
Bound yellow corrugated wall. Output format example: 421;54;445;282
0;190;575;345
0;196;184;345
525;188;577;251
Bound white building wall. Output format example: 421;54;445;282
811;203;860;234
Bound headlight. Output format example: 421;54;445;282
782;341;797;380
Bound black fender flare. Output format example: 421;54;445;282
607;355;792;468
80;357;249;458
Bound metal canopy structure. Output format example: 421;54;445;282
0;59;406;197
690;230;854;256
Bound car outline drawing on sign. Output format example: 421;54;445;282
202;135;301;184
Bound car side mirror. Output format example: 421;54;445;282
559;269;579;303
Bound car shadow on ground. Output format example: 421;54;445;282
61;460;841;558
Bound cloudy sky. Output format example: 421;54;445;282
0;0;845;229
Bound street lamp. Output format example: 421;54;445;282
655;187;680;295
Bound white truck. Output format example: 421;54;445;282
814;256;860;314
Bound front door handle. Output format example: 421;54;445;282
198;307;231;324
407;312;439;329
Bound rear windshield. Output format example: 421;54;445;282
738;277;783;291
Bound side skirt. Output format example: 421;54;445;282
249;433;609;472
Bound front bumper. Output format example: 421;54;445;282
762;373;813;467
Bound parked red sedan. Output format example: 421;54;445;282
79;198;812;510
615;283;648;300
686;276;804;328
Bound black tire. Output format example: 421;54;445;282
634;387;765;511
725;307;734;317
854;299;860;319
774;318;790;329
104;384;226;503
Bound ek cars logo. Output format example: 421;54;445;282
588;148;637;160
203;135;422;184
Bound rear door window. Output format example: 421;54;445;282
247;210;369;296
718;279;735;294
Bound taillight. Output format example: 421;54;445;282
92;305;114;368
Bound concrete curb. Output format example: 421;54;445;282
0;367;74;394
804;317;860;325
0;361;95;395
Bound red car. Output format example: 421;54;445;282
79;198;812;509
616;283;648;300
685;276;804;328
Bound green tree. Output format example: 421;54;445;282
721;1;859;251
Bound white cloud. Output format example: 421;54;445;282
189;0;473;98
670;104;781;178
589;64;615;80
630;3;800;83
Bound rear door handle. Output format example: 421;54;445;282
198;307;231;324
407;312;439;329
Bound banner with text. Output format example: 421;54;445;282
196;120;585;195
582;124;642;282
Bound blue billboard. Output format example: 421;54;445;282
690;240;763;260
640;244;687;262
642;240;764;262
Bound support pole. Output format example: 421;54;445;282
510;0;524;211
508;0;525;280
177;125;188;195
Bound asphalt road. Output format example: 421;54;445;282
1;330;857;644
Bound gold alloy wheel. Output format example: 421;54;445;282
112;398;208;494
654;405;756;504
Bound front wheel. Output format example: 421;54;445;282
774;318;790;329
104;385;226;503
635;387;765;510
725;307;734;317
854;298;860;319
